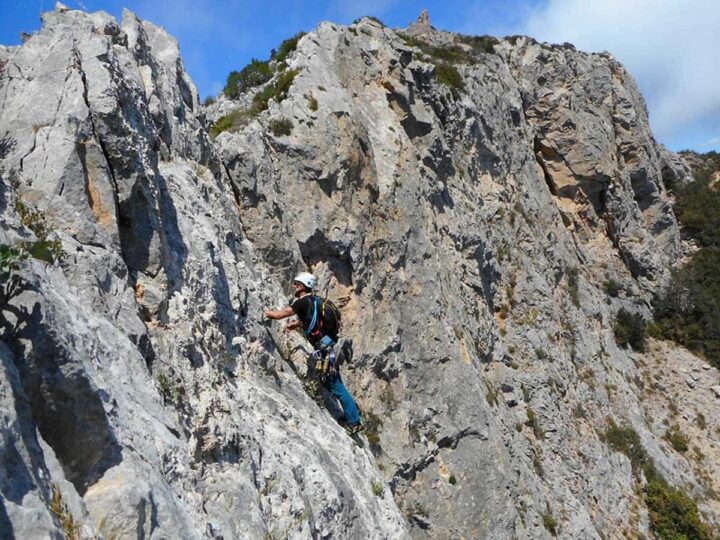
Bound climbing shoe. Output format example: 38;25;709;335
346;422;364;435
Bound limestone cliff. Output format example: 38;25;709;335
1;5;718;539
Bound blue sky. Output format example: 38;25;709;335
1;0;718;152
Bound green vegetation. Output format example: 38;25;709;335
2;202;64;309
526;408;543;439
364;411;383;451
646;480;713;540
157;373;183;404
652;152;720;368
209;109;251;138
484;380;500;406
217;33;304;136
408;501;429;518
603;278;622;298
665;425;689;453
457;34;499;55
0;244;26;285
399;32;497;66
307;94;318;112
397;33;499;93
269;117;293;137
251;69;300;113
602;419;713;539
224;59;273;99
448;474;457;485
371;480;384;497
542;507;557;536
603;420;656;477
613;308;647;352
15;200;63;263
271;32;306;65
223;31;305;99
202;95;216;106
352;16;385;26
435;62;464;91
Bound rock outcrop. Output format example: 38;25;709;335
1;5;717;540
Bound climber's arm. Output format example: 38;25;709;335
264;306;295;320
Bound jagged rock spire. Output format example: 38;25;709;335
417;9;430;28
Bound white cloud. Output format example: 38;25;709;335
518;0;720;142
702;137;720;147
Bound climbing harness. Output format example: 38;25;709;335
311;334;337;382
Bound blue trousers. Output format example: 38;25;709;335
324;372;361;426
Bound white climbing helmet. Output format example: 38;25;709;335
293;272;317;291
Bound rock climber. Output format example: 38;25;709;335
264;272;364;434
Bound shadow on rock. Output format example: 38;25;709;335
5;302;123;496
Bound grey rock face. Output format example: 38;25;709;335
0;5;407;539
0;6;717;540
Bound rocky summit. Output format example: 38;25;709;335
1;4;718;539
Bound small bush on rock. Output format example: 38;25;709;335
602;419;713;539
665;425;689;453
458;34;499;55
613;308;646;352
435;62;464;91
646;479;713;540
603;278;622;298
210;109;252;138
542;507;557;536
252;69;299;113
271;32;306;64
224;59;273;99
269;117;293;136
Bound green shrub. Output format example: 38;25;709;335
269;117;293;137
448;474;457;485
542;509;557;536
399;33;497;65
202;95;216;107
484;380;499;406
157;373;183;404
221;31;304;102
602;419;713;539
15;201;63;263
0;244;26;285
602;420;657;479
665;425;689;453
613;308;647;352
364;411;383;451
352;16;385;26
526;408;543;439
271;32;306;64
603;278;622;298
252;69;299;113
0;244;28;307
210;109;252;138
224;59;273;99
371;480;384;497
457;34;499;55
653;152;720;368
307;94;318;112
646;479;713;540
435;62;464;91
